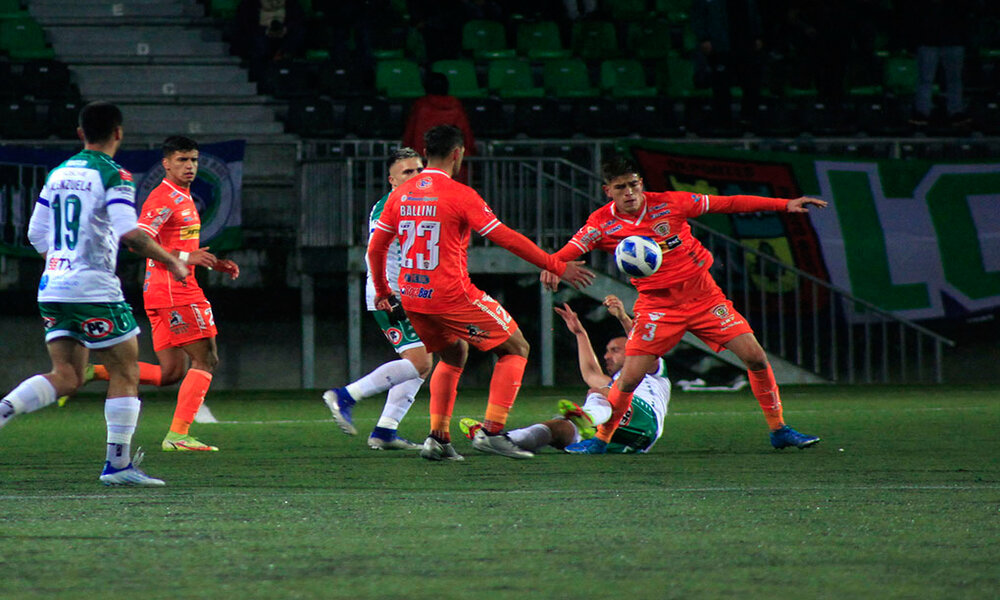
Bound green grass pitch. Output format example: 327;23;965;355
1;385;997;599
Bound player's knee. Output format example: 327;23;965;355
409;353;433;379
193;353;219;374
159;365;185;385
744;353;768;372
48;365;82;396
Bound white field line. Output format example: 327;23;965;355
2;484;999;501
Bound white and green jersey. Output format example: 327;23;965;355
30;149;137;303
607;357;671;453
364;192;403;311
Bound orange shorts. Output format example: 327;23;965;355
406;292;518;352
627;284;754;357
146;300;217;352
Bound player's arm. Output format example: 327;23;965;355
368;195;399;308
699;193;828;215
27;192;51;256
603;294;633;332
120;229;188;281
554;303;613;389
483;223;594;289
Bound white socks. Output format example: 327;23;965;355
506;424;553;452
377;377;424;429
105;396;140;468
582;392;612;426
346;359;420;400
0;375;57;429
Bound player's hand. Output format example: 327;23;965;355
540;269;561;292
384;295;407;322
553;303;585;335
560;261;595;290
167;256;190;282
187;247;218;269
603;295;627;320
787;197;828;213
215;258;240;280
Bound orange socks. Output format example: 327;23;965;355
596;385;633;442
429;362;463;442
483;354;527;434
94;363;161;386
169;368;212;435
748;366;784;430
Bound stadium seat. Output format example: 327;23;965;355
375;59;424;98
543;58;599;98
19;60;74;99
883;56;918;95
287;98;347;137
511;99;568;137
209;0;239;19
655;0;692;19
627;20;673;61
659;57;710;98
316;61;373;98
626;98;682;137
462;19;514;60
431;59;487;98
571;20;620;60
516;21;571;59
465;97;513;138
0;99;45;138
0;16;55;60
574;98;629;137
602;0;649;21
346;97;405;137
45;99;82;139
254;62;311;98
0;0;23;18
600;59;657;98
487;58;544;98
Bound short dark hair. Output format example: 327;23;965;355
601;155;641;183
78;101;123;144
423;125;464;160
387;147;421;168
425;71;450;96
162;135;199;158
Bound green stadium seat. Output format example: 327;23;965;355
627;20;673;60
600;59;657;98
431;59;487;98
375;59;424;98
208;0;239;19
571;20;620;60
0;16;54;60
543;58;599;98
487;58;544;98
516;21;571;59
462;19;514;59
601;0;649;21
659;57;710;98
0;0;23;19
883;56;918;95
654;0;692;17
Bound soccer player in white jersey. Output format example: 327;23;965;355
0;102;189;485
461;295;671;455
321;148;432;450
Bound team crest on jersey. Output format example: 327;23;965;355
578;225;602;245
42;316;56;329
168;311;189;334
652;221;671;237
691;194;703;202
384;327;404;345
416;177;432;189
81;318;113;338
712;304;730;319
648;312;664;321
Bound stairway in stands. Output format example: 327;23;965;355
29;0;286;140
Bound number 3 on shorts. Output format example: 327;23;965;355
641;322;657;341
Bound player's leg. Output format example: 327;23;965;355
724;332;819;449
418;338;467;461
88;306;185;387
567;355;658;454
368;344;431;450
97;335;164;485
161;338;219;452
1;338;86;429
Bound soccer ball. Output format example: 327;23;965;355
614;235;662;277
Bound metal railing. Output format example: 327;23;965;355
299;154;955;383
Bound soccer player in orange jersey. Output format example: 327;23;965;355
92;136;239;452
543;155;825;453
368;125;594;461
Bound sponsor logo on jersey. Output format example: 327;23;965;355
650;202;668;211
605;224;623;234
663;235;682;250
384;327;404;345
47;257;72;271
119;169;133;182
42;316;56;329
619;406;633;426
601;218;616;228
168;310;189;334
81;318;113;338
39;275;48;290
712;304;730;319
648;312;664;321
416;177;432;189
401;285;434;299
66;160;87;167
649;209;671;219
465;324;491;340
179;224;201;240
691;194;703;202
578;225;602;245
404;273;430;284
652;221;671;237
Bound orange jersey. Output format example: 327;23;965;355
137;179;205;309
373;168;505;314
559;191;787;294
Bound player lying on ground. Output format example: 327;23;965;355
368;125;594;461
461;295;670;455
0;101;188;485
323;148;431;450
542;155;824;454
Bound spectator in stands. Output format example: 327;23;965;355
691;0;765;130
402;72;476;180
234;0;306;71
908;0;973;128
